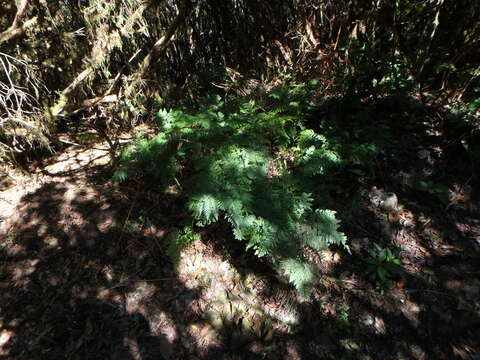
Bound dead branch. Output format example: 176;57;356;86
61;67;94;99
67;95;118;117
50;67;94;116
0;0;31;46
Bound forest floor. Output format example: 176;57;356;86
0;114;479;359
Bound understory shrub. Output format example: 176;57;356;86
114;84;361;299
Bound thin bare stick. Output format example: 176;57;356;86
119;184;140;248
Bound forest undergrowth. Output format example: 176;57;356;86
1;78;479;359
1;0;480;358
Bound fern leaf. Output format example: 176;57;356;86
112;168;128;182
281;259;315;300
188;194;223;224
301;209;347;251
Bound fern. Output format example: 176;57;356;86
167;226;200;264
113;85;349;298
281;259;315;300
188;194;223;225
294;129;342;176
300;210;349;251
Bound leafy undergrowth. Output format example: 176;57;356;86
0;91;479;359
112;85;370;298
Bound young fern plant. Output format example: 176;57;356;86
113;88;349;299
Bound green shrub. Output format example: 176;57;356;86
114;85;354;299
339;38;416;98
364;243;403;290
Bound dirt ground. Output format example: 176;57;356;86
0;134;479;359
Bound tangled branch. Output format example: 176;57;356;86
0;52;48;154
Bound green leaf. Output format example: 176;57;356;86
281;259;315;300
188;194;222;224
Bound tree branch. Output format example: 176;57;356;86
139;0;193;78
50;67;94;116
0;0;31;46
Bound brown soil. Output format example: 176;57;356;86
0;140;479;359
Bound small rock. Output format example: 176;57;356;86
418;149;432;164
400;219;412;228
370;196;382;207
380;192;398;211
361;313;374;326
421;167;434;177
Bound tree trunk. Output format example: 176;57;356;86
139;0;193;79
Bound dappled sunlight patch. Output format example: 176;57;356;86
10;259;39;282
36;223;49;237
62;186;97;202
43;146;110;176
0;231;21;255
43;235;59;248
174;237;303;352
358;312;387;335
312;249;342;274
177;238;238;292
95;286;125;308
147;310;176;336
125;281;157;316
0;329;14;355
23;214;41;228
96;287;113;300
0;156;186;358
101;265;115;282
188;322;220;348
96;212;118;232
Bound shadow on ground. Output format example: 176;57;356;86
1;115;479;360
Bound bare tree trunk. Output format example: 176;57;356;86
139;0;193;79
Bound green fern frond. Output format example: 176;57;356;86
281;259;315;300
300;209;348;251
112;167;128;182
167;226;200;264
188;194;223;224
297;129;326;149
